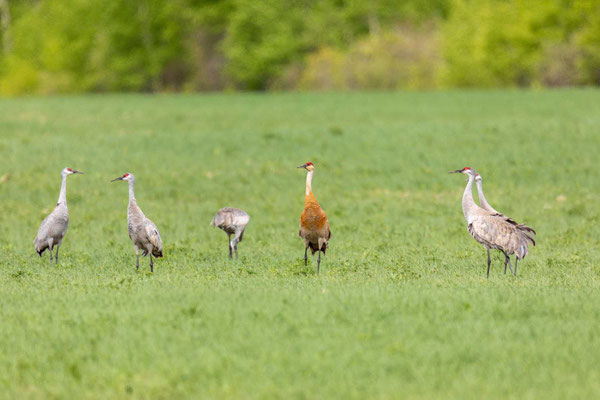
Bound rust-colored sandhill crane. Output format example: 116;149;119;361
298;162;331;275
475;172;536;274
210;207;250;259
34;167;83;264
451;167;535;277
111;173;163;272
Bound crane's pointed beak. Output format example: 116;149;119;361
449;170;462;174
111;177;123;182
72;170;83;174
297;164;308;169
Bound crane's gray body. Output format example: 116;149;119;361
113;173;163;272
210;207;249;258
128;199;163;258
34;203;68;258
456;168;535;276
34;168;82;264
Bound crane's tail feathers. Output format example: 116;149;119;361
308;241;328;255
518;226;536;246
145;226;163;256
518;224;536;235
526;234;536;246
515;230;535;260
502;215;536;236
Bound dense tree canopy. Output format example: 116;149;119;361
0;0;597;94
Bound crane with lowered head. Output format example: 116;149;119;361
210;207;250;259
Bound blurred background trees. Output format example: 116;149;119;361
0;0;598;94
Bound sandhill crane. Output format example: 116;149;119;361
475;172;536;274
450;167;535;277
210;207;250;259
111;173;163;272
298;162;331;275
34;167;83;264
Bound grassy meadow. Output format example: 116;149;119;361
1;90;600;398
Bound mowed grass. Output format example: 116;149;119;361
1;90;600;399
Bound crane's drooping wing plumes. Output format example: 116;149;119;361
484;210;536;236
34;214;53;255
34;206;69;255
144;219;163;257
468;213;535;260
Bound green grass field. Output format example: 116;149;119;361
1;90;600;399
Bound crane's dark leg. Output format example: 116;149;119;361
304;247;308;266
317;251;321;275
504;254;514;275
486;249;491;278
503;252;515;275
48;239;54;265
234;240;239;260
135;247;140;271
149;254;154;273
514;259;518;276
55;245;60;265
227;233;232;259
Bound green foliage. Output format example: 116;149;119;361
440;0;600;87
222;0;450;89
1;91;600;397
0;0;187;93
222;0;308;90
294;25;440;90
574;0;600;84
0;0;598;93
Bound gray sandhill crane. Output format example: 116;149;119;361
210;208;250;259
450;167;535;277
475;172;536;274
111;173;163;272
34;167;83;264
298;162;331;275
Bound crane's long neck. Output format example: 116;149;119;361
128;180;136;204
305;170;313;197
476;181;490;209
127;179;145;222
476;180;494;213
57;174;67;206
462;174;478;220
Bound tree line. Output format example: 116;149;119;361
0;0;598;95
